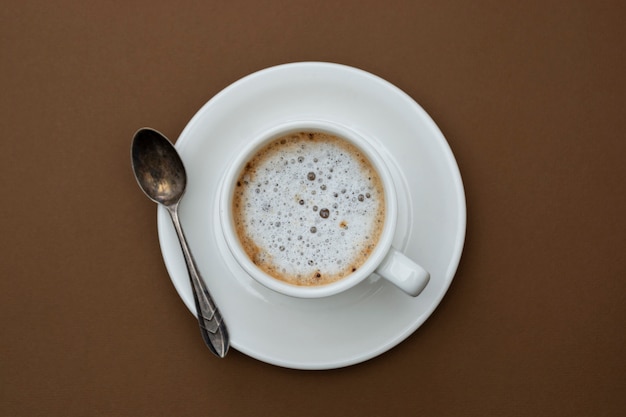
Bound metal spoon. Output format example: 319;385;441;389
131;127;229;357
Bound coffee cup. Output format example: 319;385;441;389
219;120;429;298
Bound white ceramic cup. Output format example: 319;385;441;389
219;120;429;298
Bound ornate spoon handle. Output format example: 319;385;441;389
168;205;229;357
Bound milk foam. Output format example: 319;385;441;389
232;131;385;286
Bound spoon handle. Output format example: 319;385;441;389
167;205;229;357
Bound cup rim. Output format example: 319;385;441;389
219;119;398;298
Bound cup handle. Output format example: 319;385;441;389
375;248;430;296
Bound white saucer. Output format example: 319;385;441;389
157;62;466;369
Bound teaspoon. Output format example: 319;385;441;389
131;127;229;357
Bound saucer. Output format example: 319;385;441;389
157;62;466;369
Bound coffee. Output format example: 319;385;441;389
232;131;385;286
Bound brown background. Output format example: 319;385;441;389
1;1;625;416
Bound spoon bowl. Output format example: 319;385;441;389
131;129;186;206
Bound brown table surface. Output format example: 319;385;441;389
2;1;625;416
